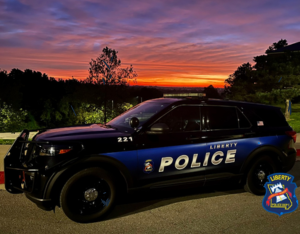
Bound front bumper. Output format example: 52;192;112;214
25;193;53;211
5;165;55;211
4;130;55;211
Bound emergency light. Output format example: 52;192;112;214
163;93;206;98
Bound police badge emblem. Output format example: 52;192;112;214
143;159;154;174
262;173;298;216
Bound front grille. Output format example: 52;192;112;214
21;143;41;165
24;172;35;192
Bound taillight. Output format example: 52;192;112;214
285;131;297;143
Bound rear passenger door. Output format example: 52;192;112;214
200;106;254;176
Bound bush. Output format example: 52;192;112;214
0;100;28;132
24;113;41;130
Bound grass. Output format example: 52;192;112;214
0;139;15;145
0;138;32;145
273;103;300;133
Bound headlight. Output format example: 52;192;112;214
39;145;73;156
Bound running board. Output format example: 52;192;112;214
129;173;243;193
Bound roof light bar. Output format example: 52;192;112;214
163;93;206;98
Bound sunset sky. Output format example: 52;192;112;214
1;0;300;88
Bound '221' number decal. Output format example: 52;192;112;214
118;137;133;142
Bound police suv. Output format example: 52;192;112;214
4;94;297;222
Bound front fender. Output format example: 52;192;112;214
43;154;134;200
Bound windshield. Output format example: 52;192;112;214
107;102;168;130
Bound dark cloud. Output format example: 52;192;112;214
4;0;31;13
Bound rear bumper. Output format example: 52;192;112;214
282;150;297;172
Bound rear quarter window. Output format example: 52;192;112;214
242;107;288;127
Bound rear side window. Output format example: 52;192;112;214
237;109;251;128
202;106;238;130
242;107;288;127
156;106;200;132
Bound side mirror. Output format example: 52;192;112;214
130;117;139;128
146;123;169;134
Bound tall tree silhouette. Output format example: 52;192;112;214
86;47;138;123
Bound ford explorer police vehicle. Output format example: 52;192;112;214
4;93;297;223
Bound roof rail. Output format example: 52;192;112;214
163;93;207;99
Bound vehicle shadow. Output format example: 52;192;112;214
104;161;300;222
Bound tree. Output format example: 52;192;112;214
224;62;255;100
75;103;104;124
86;47;138;123
255;42;300;120
203;85;221;99
0;66;140;129
265;39;288;54
0;69;8;102
138;87;163;101
224;39;300;120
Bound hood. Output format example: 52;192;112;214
34;124;126;141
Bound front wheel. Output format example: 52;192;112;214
60;167;116;223
244;156;277;195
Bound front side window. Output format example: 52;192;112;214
155;106;200;132
202;106;238;130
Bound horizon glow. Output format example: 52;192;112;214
1;0;300;88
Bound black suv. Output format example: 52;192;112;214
4;94;297;222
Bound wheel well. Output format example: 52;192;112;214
50;162;128;207
240;150;282;184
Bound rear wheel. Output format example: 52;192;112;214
244;156;277;195
60;167;116;223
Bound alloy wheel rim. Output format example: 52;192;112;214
253;162;273;189
68;176;111;215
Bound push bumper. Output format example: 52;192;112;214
5;165;55;211
4;130;55;211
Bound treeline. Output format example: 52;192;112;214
224;39;300;120
225;39;300;104
0;68;163;132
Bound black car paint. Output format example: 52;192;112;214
4;97;296;211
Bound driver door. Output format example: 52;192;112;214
136;105;207;186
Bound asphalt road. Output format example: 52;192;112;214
0;162;299;234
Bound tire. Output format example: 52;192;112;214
244;156;277;195
60;167;116;223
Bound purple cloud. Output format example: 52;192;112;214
1;0;300;87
